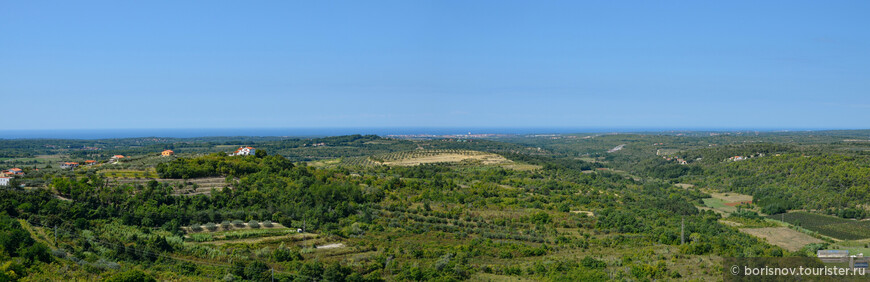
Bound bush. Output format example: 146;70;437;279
221;221;232;229
262;220;273;228
232;220;245;227
248;220;260;229
189;224;203;232
273;245;302;262
205;223;217;231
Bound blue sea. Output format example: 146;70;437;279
0;127;824;139
0;127;676;139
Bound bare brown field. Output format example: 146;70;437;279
740;227;823;252
724;201;753;207
710;192;753;203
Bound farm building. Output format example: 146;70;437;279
0;177;9;186
85;160;97;165
111;155;125;160
231;147;256;156
162;150;174;156
2;168;24;176
61;162;79;169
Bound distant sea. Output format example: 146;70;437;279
0;127;696;139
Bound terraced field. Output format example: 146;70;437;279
107;176;231;195
767;212;870;240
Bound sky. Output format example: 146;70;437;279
2;1;870;131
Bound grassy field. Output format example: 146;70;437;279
766;212;870;240
739;227;823;252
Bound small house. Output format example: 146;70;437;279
61;162;79;169
0;177;9;186
161;150;174;156
85;160;97;165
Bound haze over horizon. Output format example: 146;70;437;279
4;1;870;130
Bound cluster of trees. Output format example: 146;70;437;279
697;153;870;216
0;213;52;280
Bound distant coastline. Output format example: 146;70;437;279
0;127;849;139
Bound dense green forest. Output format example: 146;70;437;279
1;131;869;280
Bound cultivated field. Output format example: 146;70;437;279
319;149;530;169
739;227;823;252
767;212;870;240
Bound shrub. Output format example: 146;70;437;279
262;220;273;228
232;220;245;227
273;245;302;262
221;221;232;229
205;223;217;231
189;224;203;232
249;220;260;229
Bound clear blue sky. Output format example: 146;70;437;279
3;1;869;130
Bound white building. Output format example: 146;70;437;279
0;177;9;186
231;147;256;156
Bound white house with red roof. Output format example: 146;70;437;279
61;162;80;169
231;146;256;156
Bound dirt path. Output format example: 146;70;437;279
199;233;316;245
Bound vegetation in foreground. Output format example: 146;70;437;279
1;131;869;280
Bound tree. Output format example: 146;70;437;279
255;149;267;158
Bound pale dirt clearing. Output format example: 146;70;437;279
316;243;345;249
570;210;595;217
740;227;823;252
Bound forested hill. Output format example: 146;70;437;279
2;131;869;280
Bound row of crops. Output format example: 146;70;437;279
338;149;488;167
767;211;870;240
376;149;486;161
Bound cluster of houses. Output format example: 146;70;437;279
1;168;25;186
230;146;256;156
59;154;126;170
726;153;765;162
662;156;689;165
